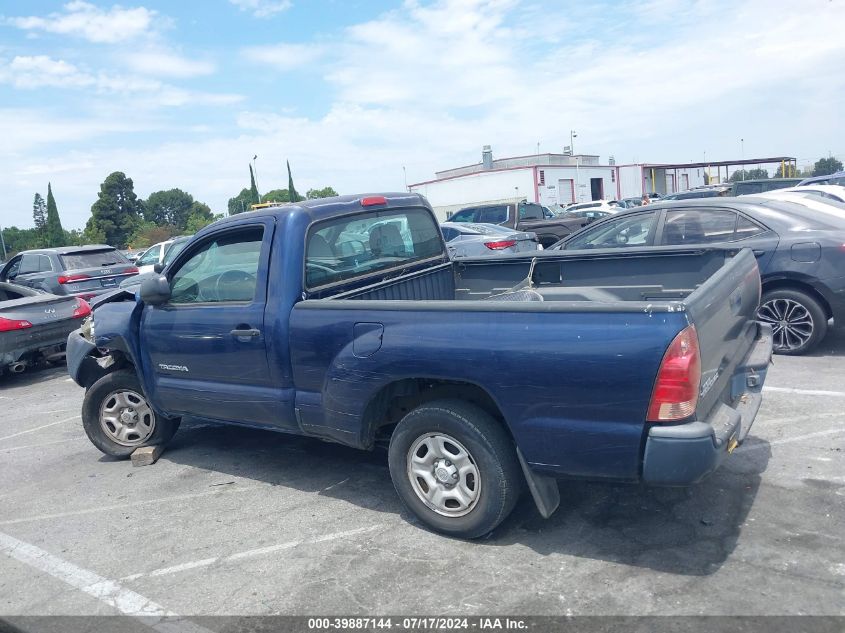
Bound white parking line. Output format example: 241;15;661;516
740;428;845;453
0;531;214;633
0;415;80;442
121;526;380;581
1;435;87;453
0;486;260;526
764;386;845;397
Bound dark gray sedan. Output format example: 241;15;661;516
0;282;90;375
549;197;845;355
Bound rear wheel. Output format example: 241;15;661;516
758;289;827;355
82;370;180;457
388;399;522;539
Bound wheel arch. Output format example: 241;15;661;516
761;276;832;319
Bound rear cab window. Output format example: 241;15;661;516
305;207;444;289
60;249;128;270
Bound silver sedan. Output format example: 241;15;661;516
440;222;541;258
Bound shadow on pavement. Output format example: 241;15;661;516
162;418;770;577
0;362;67;389
806;325;845;358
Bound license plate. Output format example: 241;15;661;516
100;278;118;288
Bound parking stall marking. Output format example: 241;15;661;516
0;415;80;442
740;428;845;453
764;386;845;398
0;530;215;633
0;485;262;526
121;525;381;581
1;435;87;453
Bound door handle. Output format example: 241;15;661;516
230;328;260;338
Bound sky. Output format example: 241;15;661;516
1;0;843;230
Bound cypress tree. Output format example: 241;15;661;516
249;165;260;206
45;183;66;247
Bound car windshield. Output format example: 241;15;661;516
163;238;191;264
60;249;127;270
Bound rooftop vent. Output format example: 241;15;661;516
482;145;493;169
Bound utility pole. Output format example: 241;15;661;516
0;226;7;260
570;130;577;155
402;166;408;191
740;138;745;180
252;155;260;198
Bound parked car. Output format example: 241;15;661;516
448;201;587;248
67;192;770;539
661;186;732;201
549;197;845;355
756;185;845;205
798;171;845;187
562;209;615;224
564;200;617;213
120;236;193;290
733;178;802;196
134;237;190;274
0;246;138;301
1;282;90;375
121;249;145;263
440;222;540;257
622;196;643;207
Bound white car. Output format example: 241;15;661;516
134;238;185;274
564;200;620;213
756;184;845;204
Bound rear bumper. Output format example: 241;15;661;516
641;324;773;485
0;321;78;367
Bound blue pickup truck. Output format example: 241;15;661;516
67;193;772;538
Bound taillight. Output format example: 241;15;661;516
647;325;701;422
124;266;139;275
484;240;517;250
0;317;33;332
361;196;387;207
72;298;91;319
58;273;89;284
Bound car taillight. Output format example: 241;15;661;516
647;325;701;422
124;266;139;275
58;273;90;284
361;196;387;207
0;317;33;332
72;298;91;319
484;240;517;250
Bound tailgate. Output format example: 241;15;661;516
683;248;762;419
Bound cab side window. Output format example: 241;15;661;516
168;228;264;304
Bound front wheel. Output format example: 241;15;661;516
82;370;180;457
758;289;827;356
388;399;522;539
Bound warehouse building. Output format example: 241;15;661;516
409;146;796;220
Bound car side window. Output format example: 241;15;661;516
478;206;508;224
734;216;766;240
450;209;476;223
518;203;543;220
441;227;458;241
168;228;264;305
565;211;658;250
3;257;22;280
662;209;738;245
137;246;161;266
19;254;41;275
38;255;53;272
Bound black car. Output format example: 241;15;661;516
449;201;587;247
0;245;139;300
661;186;732;201
549;197;845;355
733;178;802;196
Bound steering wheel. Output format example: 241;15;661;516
214;269;256;301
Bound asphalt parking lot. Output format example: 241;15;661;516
1;331;844;620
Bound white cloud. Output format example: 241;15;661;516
3;1;159;44
124;50;215;78
0;56;241;108
229;0;292;18
241;43;324;71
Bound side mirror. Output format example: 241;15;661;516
140;275;171;306
153;262;165;274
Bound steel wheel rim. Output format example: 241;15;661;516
406;432;480;517
758;298;814;352
99;389;156;446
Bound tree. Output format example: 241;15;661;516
306;186;339;199
32;193;47;246
729;168;768;182
184;202;217;233
228;188;254;215
144;189;195;229
813;157;843;177
45;183;66;247
86;172;144;248
261;188;292;203
249;165;260;205
287;160;300;202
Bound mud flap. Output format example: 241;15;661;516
516;447;560;519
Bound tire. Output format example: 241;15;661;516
758;289;828;356
82;370;180;458
388;399;522;539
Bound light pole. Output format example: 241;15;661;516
515;186;520;202
252;154;260;198
740;139;745;180
0;226;6;260
570;130;577;155
402;166;407;191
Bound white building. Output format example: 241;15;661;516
409;146;709;220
